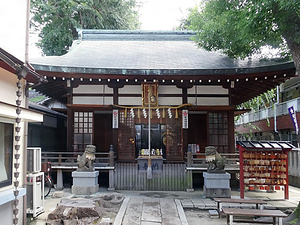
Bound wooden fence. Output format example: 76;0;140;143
186;152;240;172
40;149;300;190
41;151;114;189
41;151;113;169
114;163;192;191
40;151;239;190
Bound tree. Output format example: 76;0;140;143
186;0;300;74
31;0;140;56
235;88;276;139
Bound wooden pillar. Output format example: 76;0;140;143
182;128;188;161
182;87;188;160
67;80;73;152
112;87;118;158
67;107;74;152
113;87;118;105
228;109;235;153
182;87;188;104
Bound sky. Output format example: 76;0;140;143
139;0;199;30
0;0;27;60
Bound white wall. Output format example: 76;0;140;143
158;85;181;94
73;96;114;105
188;85;228;95
0;68;26;107
118;85;142;94
188;97;229;105
73;85;113;94
188;85;229;105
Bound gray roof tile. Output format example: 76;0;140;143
31;30;295;75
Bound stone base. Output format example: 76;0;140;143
72;171;99;195
71;185;99;195
203;186;231;198
203;172;231;198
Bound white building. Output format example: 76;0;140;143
0;0;45;224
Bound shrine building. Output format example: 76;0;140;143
30;30;296;190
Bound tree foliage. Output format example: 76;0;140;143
234;88;276;139
186;0;300;73
237;88;276;112
31;0;140;56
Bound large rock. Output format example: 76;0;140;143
46;193;124;225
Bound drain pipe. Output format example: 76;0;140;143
274;86;279;139
25;0;30;64
23;0;30;223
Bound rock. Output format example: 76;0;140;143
47;198;103;224
96;193;124;204
46;193;124;225
101;217;111;225
52;191;65;198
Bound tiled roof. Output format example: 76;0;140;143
31;30;295;75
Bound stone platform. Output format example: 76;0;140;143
71;171;99;195
203;172;231;198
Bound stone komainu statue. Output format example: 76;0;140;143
205;146;226;173
77;145;96;172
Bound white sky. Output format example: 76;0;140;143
139;0;198;30
0;0;27;60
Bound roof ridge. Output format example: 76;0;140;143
77;29;195;41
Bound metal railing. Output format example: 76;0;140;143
236;97;300;125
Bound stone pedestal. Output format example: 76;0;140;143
72;171;99;195
203;172;231;198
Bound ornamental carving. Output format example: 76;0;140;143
142;83;158;107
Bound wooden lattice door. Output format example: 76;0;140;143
118;111;135;160
163;109;183;160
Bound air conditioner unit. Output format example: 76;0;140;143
27;148;41;173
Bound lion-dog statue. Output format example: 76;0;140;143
205;146;226;173
77;145;96;172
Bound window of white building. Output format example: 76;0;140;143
0;121;13;187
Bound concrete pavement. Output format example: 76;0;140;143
28;186;300;225
114;198;188;225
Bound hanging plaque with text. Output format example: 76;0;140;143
182;109;188;129
113;109;118;129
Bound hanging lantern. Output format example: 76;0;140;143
175;109;178;119
124;108;127;118
162;108;165;118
